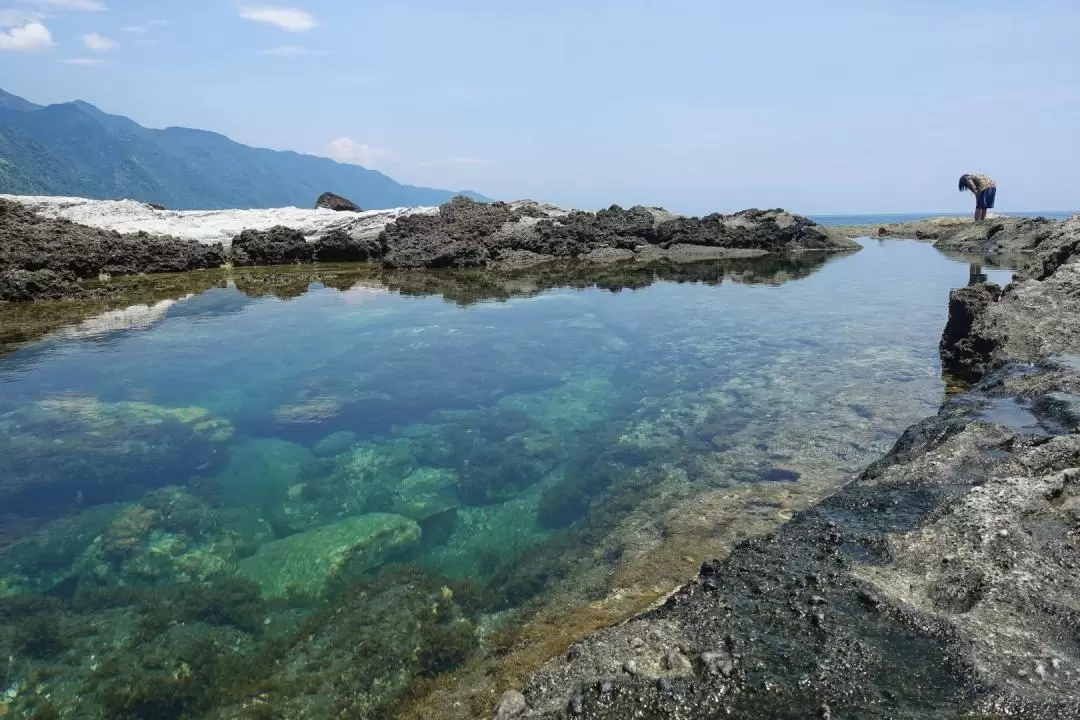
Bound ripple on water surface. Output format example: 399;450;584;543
0;243;994;718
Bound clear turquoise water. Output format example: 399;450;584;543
0;240;1007;717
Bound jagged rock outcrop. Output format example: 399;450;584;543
0;269;84;302
229;226;314;266
312;228;384;263
0;199;225;302
378;197;858;269
940;215;1080;380
315;192;362;213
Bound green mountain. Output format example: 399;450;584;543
0;88;487;210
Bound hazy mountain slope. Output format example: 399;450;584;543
0;89;487;210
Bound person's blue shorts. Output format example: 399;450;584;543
976;186;997;209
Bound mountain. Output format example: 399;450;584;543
0;88;487;210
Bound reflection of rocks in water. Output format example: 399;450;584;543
381;254;837;307
0;272;228;355
3;255;832;353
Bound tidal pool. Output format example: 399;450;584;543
0;240;1006;718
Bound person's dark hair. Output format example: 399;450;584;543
958;174;971;192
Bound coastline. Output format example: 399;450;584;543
489;213;1080;718
0;195;858;303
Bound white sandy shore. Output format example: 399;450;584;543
1;194;438;246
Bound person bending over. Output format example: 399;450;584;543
959;173;996;221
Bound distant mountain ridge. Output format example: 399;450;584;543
0;88;487;211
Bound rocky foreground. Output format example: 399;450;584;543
0;195;857;302
494;215;1080;719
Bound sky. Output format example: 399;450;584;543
0;0;1078;214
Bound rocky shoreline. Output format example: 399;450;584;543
837;215;1063;259
489;214;1080;719
0;195;857;303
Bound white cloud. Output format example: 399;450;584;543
23;0;105;10
0;21;52;51
62;56;102;65
82;32;116;51
328;137;390;168
260;44;322;57
239;5;315;32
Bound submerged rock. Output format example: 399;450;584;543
312;430;359;458
0;398;232;517
237;513;421;598
315;192;362;213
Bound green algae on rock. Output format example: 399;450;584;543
237;513;421;598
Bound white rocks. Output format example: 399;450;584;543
0;194;437;247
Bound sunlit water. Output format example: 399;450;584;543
0;240;1009;718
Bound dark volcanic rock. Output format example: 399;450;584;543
312;228;385;263
380;197;514;268
0;269;84;302
378;198;856;270
230;226;315;266
0;199;225;301
940;282;1002;381
315;192;362;213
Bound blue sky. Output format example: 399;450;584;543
0;0;1077;214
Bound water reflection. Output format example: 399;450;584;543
1;254;840;355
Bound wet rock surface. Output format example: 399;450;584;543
0;198;225;301
838;215;1063;257
315;191;362;212
508;217;1080;719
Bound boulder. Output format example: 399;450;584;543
312;228;384;263
315;192;362;213
230;225;314;266
236;513;421;598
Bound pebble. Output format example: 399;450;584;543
664;650;693;673
567;695;584;716
493;690;528;720
629;636;645;650
623;659;640;676
700;651;735;677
